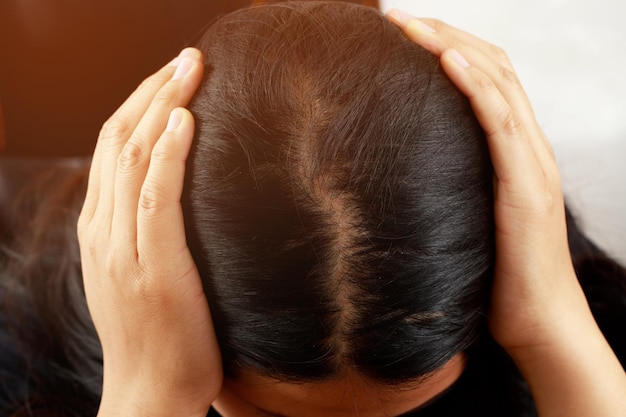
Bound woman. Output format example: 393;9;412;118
1;2;625;416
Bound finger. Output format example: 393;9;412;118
111;53;204;254
387;13;530;124
386;11;512;70
82;48;201;223
82;59;179;223
101;48;202;211
136;108;195;269
386;12;557;165
441;43;556;164
435;41;557;174
439;48;545;195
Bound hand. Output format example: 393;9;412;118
77;48;222;417
387;13;626;416
385;12;591;354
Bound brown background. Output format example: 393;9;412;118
0;0;378;157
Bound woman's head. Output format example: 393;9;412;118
183;0;493;394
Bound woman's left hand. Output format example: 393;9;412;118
386;8;585;357
77;48;223;417
386;12;626;417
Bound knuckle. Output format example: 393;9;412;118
151;137;178;164
500;110;523;137
139;184;168;219
99;117;130;143
117;140;146;173
475;73;496;92
500;66;521;87
425;18;443;30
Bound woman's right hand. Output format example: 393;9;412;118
77;48;223;417
387;11;626;417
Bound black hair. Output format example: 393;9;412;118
1;2;625;416
183;1;493;383
0;160;101;417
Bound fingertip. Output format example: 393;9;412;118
170;53;205;96
439;50;470;92
386;9;410;26
179;47;203;60
165;108;183;132
166;106;194;129
168;48;203;67
177;109;196;157
388;11;437;34
176;106;194;120
162;108;195;158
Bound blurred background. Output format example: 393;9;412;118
382;0;626;264
0;0;623;263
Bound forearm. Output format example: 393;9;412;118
509;304;626;417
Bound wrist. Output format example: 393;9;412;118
97;352;221;417
505;312;600;368
98;397;210;417
494;265;594;358
503;291;598;365
505;313;626;417
98;382;213;417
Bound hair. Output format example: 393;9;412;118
0;160;101;417
1;2;625;417
183;1;493;384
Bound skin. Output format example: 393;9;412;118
78;12;626;417
78;48;222;417
385;11;626;417
213;355;465;417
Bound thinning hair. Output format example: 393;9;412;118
184;1;494;383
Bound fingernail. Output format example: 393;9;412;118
387;9;415;25
166;109;183;132
387;9;436;33
179;47;201;59
451;49;470;68
172;57;193;80
168;48;198;67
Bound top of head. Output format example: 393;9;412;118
182;1;494;386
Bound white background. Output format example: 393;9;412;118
382;0;626;264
